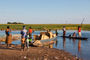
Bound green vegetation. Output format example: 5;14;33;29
0;24;90;30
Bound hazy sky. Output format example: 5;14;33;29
0;0;90;24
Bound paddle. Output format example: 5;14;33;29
69;18;85;37
80;18;85;27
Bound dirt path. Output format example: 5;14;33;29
0;45;80;60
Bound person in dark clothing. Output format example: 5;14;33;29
62;26;66;36
5;26;12;48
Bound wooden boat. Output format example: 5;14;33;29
33;36;57;47
60;36;88;40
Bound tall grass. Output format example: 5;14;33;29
0;24;90;30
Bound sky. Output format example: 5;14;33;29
0;0;90;24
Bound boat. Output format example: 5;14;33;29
60;36;88;40
33;36;57;47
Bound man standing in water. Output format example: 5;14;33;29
62;26;66;36
78;26;81;37
5;26;12;48
21;26;27;51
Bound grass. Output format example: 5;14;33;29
0;24;90;30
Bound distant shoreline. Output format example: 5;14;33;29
0;24;90;31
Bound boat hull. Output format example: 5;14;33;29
33;36;57;47
60;36;88;40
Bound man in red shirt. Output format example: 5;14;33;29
29;27;32;37
78;26;81;37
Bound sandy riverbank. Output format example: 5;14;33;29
0;44;80;60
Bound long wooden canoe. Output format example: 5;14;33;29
33;36;57;47
60;36;88;40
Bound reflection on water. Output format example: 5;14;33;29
72;39;76;48
53;30;90;60
78;40;81;52
63;37;66;49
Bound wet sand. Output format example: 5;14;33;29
0;45;80;60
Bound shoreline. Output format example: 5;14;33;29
0;24;90;31
0;44;80;60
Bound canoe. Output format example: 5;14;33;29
33;36;57;47
60;36;88;40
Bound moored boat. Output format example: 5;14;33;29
60;36;88;40
33;36;57;47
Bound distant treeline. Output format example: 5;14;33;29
7;22;24;24
0;24;90;30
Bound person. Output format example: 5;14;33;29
78;26;81;37
26;32;29;48
62;26;66;36
46;30;50;38
55;29;58;36
21;26;27;50
21;26;27;38
46;29;53;38
69;34;71;37
26;32;32;48
28;27;33;38
21;36;25;51
5;26;12;48
72;32;76;37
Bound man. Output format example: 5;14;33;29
21;26;27;38
78;26;81;37
62;26;66;36
21;26;27;50
55;29;58;36
29;27;33;38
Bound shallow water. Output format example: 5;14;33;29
53;30;90;60
0;30;90;60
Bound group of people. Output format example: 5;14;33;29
62;26;82;37
21;26;33;51
5;26;33;51
5;25;82;51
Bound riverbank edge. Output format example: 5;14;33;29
0;45;81;60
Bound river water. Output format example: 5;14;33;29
0;30;90;60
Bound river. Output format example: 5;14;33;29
0;30;90;60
